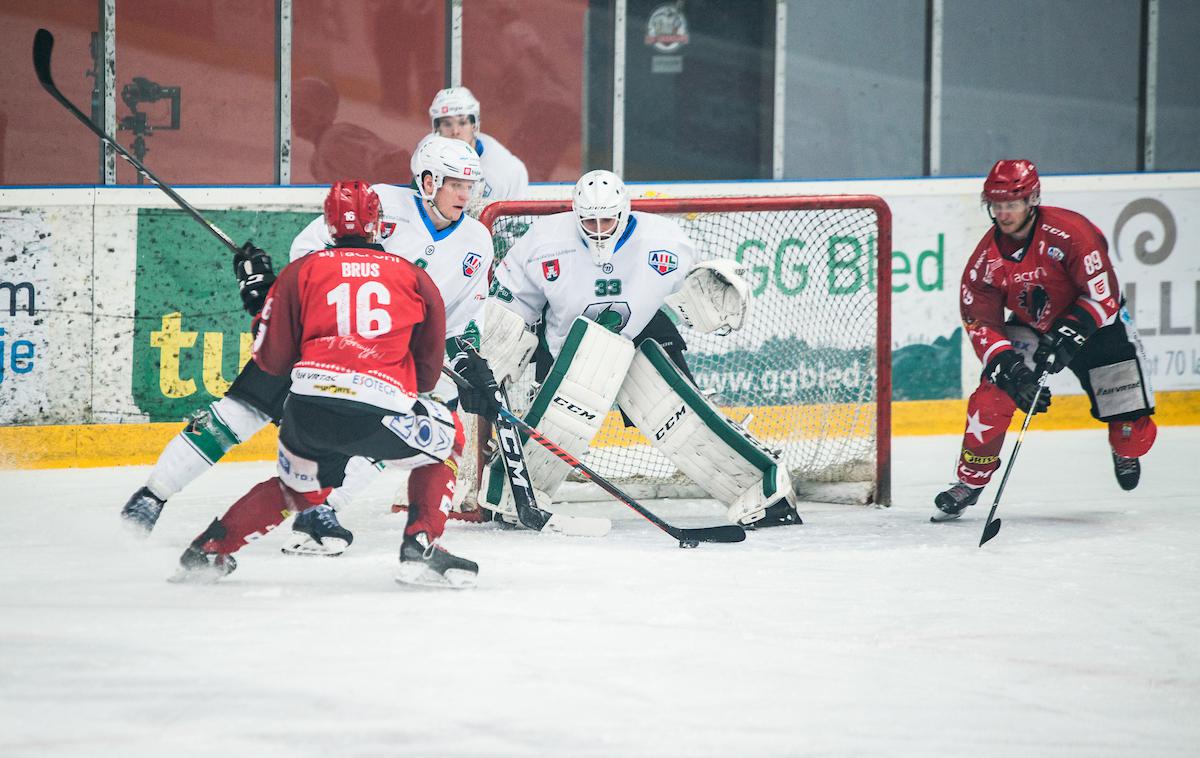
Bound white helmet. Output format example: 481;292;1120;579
412;135;482;203
573;170;631;266
429;86;481;131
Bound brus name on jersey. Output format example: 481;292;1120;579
462;252;483;277
648;249;677;275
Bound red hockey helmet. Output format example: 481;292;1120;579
982;159;1040;204
323;180;381;240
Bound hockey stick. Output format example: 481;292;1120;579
979;360;1053;547
441;366;609;537
32;28;239;254
442;365;746;546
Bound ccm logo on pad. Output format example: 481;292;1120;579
654;406;688;440
553;396;597;421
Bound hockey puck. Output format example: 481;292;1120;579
678;539;700;549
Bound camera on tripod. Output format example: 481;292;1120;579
119;76;181;181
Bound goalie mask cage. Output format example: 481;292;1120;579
477;195;891;506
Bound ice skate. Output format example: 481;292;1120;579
120;486;166;535
931;482;983;522
1112;451;1141;491
741;498;803;530
281;504;353;556
169;519;238;583
396;532;478;589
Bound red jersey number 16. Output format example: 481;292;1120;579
327;281;392;339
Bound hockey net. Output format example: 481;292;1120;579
469;195;891;506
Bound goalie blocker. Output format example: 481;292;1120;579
482;316;801;527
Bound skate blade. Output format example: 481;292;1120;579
167;566;230;584
280;536;349;557
395;563;478;590
119;515;155;539
930;510;964;523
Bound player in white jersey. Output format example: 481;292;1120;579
478;170;802;529
119;137;498;555
418;86;529;212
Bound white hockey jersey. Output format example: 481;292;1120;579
414;131;529;213
491;211;696;356
289;184;493;347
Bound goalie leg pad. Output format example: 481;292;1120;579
483;317;635;510
616;339;794;524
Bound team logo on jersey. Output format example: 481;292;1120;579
542;259;561;281
1018;284;1050;323
648;249;678;275
462;252;483;278
1047;246;1065;262
380;222;396;239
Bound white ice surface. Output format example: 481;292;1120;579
2;427;1198;758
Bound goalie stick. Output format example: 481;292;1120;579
33;28;239;255
978;359;1053;547
442;364;746;546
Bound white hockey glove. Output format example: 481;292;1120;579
479;299;538;385
664;258;752;336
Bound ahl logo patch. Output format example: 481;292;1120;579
542;259;560;281
462;252;483;277
380;221;396;239
648;249;677;275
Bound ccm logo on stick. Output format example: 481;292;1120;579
655;406;688;440
497;425;530;488
553;396;597;421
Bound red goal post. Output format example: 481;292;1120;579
478;194;892;506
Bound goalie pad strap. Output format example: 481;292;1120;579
485;317;635;508
617;340;783;519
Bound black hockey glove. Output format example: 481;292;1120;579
985;350;1051;415
233;241;276;316
450;341;501;418
1033;309;1097;374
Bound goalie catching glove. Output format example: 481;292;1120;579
664;258;752;336
233;241;276;316
450;339;501;417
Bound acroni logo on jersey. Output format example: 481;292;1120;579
648;249;677;275
542;259;560;281
462;252;483;277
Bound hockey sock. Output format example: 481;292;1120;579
325;456;385;511
145;396;271;499
954;381;1017;487
1109;416;1156;458
202;477;324;554
403;425;464;540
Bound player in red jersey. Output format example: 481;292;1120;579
932;160;1157;521
173;181;494;588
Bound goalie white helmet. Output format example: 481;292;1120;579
429;86;481;131
573;170;631;266
412;135;482;203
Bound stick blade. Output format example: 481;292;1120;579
33;28;55;88
979;517;1002;547
681;524;747;544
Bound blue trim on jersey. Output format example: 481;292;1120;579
614;215;637;253
413;194;464;241
475;138;485;157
